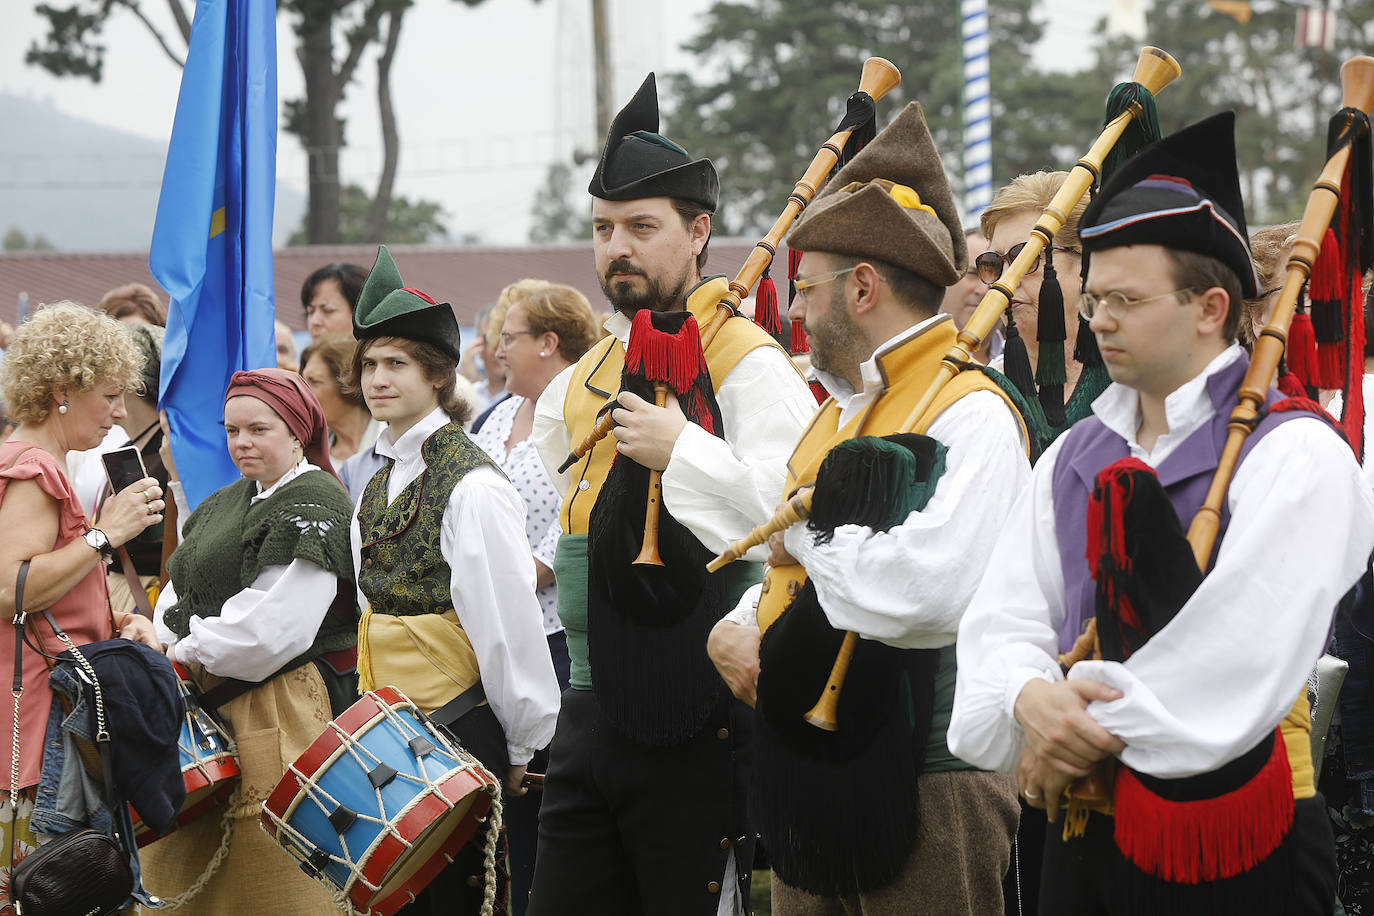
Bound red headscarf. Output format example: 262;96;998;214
223;368;339;482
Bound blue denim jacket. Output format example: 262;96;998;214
31;657;160;908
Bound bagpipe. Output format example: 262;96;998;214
567;59;904;747
1051;56;1374;887
707;46;1184;736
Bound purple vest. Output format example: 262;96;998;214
1050;352;1320;654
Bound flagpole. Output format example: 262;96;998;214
961;0;993;222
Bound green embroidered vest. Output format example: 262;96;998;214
163;470;357;673
356;421;499;616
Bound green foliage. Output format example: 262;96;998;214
529;161;591;243
26;2;107;81
662;0;1092;234
2;228;56;251
1076;0;1374;224
289;184;447;245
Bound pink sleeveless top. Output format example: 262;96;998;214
0;442;114;791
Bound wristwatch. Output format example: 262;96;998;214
83;528;113;559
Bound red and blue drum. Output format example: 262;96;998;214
132;661;240;846
261;687;498;916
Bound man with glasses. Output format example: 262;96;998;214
706;102;1031;915
949;114;1374;914
529;74;815;916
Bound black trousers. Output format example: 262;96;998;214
398;702;511;916
506;631;570;916
526;688;754;916
1039;795;1336;915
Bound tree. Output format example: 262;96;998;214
1079;0;1374;224
529;161;590;243
2;228;56;251
25;0;483;244
289;183;447;244
662;0;1098;235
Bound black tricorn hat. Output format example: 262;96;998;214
1079;112;1260;297
353;246;462;363
588;74;718;211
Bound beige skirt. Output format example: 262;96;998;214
139;663;342;915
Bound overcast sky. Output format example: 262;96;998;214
0;0;1100;247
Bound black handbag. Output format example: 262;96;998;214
8;559;134;916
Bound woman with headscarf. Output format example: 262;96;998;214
140;368;357;916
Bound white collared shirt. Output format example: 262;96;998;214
350;407;560;765
723;316;1030;648
533;309;818;561
948;347;1374;778
155;460;345;682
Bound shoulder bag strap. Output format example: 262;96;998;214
10;561;29;803
37;609;121;833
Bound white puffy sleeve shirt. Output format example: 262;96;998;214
948;346;1374;779
533;318;817;562
723;319;1030;645
154;460;343;682
349;408;560;766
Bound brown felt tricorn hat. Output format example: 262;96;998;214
786;102;965;287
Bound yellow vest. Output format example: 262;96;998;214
757;317;1028;632
560;276;800;536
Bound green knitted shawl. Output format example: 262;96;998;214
163;471;356;659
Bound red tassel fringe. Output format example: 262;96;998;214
1286;310;1319;391
754;272;782;337
1342;265;1366;463
624;309;707;394
1276;370;1307;399
1312;227;1344;388
1085;458;1155;636
787;249;809;354
1113;728;1294;883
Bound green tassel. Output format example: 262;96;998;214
808;435;948;543
1101;82;1162;184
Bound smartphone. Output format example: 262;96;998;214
102;445;147;494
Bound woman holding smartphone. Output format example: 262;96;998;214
0;302;164;911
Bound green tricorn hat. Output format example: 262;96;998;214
352;245;462;362
588;73;718;211
786;102;965;287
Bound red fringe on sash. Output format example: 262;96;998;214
1113;727;1294;884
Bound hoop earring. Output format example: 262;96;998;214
57;401;69;415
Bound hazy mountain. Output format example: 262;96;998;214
0;93;305;251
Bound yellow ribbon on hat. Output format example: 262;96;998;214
882;181;938;216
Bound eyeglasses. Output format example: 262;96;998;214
793;267;857;294
974;243;1081;285
498;329;537;347
1077;288;1196;321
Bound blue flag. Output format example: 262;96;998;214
151;0;277;511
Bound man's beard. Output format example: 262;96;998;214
599;259;690;315
806;284;869;378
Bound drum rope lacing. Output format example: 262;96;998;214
261;693;504;916
157;784;238;910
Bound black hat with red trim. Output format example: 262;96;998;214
1079;112;1260;297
